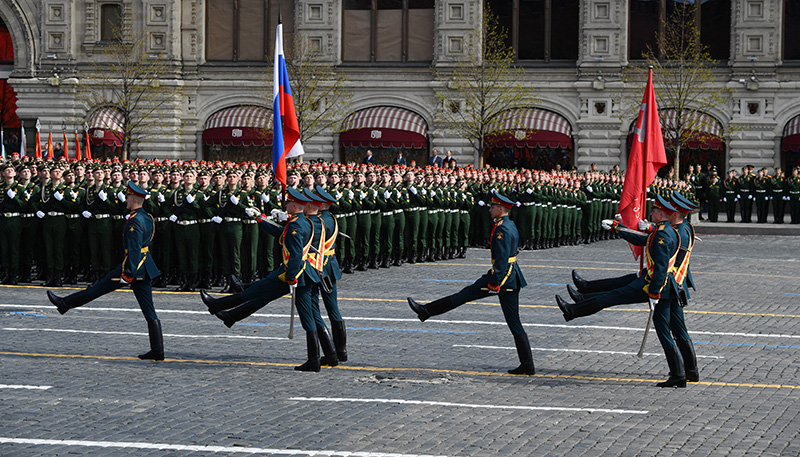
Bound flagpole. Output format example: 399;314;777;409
636;67;655;357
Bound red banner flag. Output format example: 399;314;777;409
46;132;54;159
84;131;92;160
35;122;42;159
75;131;82;161
63;131;69;160
619;69;667;260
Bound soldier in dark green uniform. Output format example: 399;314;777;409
36;164;69;287
722;169;738;222
771;167;787;224
788;167;800;223
737;166;754;222
753;167;770;223
170;168;203;291
48;181;164;361
0;163;23;284
61;168;86;284
82;166;115;283
210;169;249;292
706;172;721;222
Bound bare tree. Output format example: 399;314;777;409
623;3;731;179
77;21;182;160
433;5;537;167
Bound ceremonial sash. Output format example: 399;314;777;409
670;223;695;285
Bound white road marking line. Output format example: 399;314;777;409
3;304;799;340
0;385;52;390
2;328;283;340
453;344;723;359
289;397;649;415
0;437;446;456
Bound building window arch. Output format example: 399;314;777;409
100;3;123;42
342;0;435;63
486;0;579;63
629;0;730;62
206;0;294;63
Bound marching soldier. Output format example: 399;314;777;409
47;181;164;361
408;190;534;376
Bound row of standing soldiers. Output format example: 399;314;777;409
691;166;800;223
0;159;697;289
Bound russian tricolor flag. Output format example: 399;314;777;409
272;20;304;189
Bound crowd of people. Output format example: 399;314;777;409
686;164;800;223
0;152;700;289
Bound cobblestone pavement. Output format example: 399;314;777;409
2;234;799;456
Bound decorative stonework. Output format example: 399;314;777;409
148;4;167;24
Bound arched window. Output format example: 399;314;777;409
784;0;800;60
206;0;294;62
486;0;579;62
100;4;123;42
342;0;435;63
629;0;730;61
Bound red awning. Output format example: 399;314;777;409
628;109;724;151
340;106;428;149
782;115;800;152
203;105;272;147
87;107;124;147
484;109;573;149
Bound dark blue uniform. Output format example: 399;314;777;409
408;214;535;375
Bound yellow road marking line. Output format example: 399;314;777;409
1;351;798;390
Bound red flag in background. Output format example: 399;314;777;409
619;69;667;260
46;132;54;160
63;131;69;160
84;131;92;160
35;120;42;158
75;131;82;160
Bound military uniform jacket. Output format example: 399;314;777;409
673;218;696;298
488;215;527;290
260;213;321;287
0;180;24;213
319;209;343;281
618;221;680;299
121;207;160;282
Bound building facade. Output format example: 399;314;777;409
2;0;800;172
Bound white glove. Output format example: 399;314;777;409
785;196;790;201
736;194;741;199
145;194;151;200
119;275;130;286
204;194;211;201
348;190;354;199
723;198;726;202
638;220;651;231
24;191;31;200
230;195;240;205
601;219;616;231
98;190;107;201
395;190;401;199
648;298;658;311
615;213;623;223
261;193;269;203
244;207;260;218
158;193;165;203
421;188;428;195
53;191;63;201
82;211;92;219
274;211;289;223
749;195;753;200
586;185;593;192
372;190;377;198
6;188;16;198
359;191;367;199
125;214;131;220
288;283;297;295
169;214;178;222
117;192;126;202
36;210;45;218
335;191;342;199
186;193;195;204
212;216;223;224
384;190;391;199
70;190;78;199
515;201;521;207
410;186;417;195
526;188;533;194
477;200;485;207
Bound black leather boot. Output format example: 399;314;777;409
201;289;245;314
343;258;354;273
556;295;607;322
571;270;590;292
407;250;416;264
393;252;403;266
214;298;263;328
656;344;687;388
47;289;90;315
3;268;17;285
368;254;378;269
331;320;348;362
508;334;535;375
678;340;699;382
380;253;390;268
295;330;321;372
408;296;457;322
318;327;339;367
229;274;247;293
138;319;165;361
